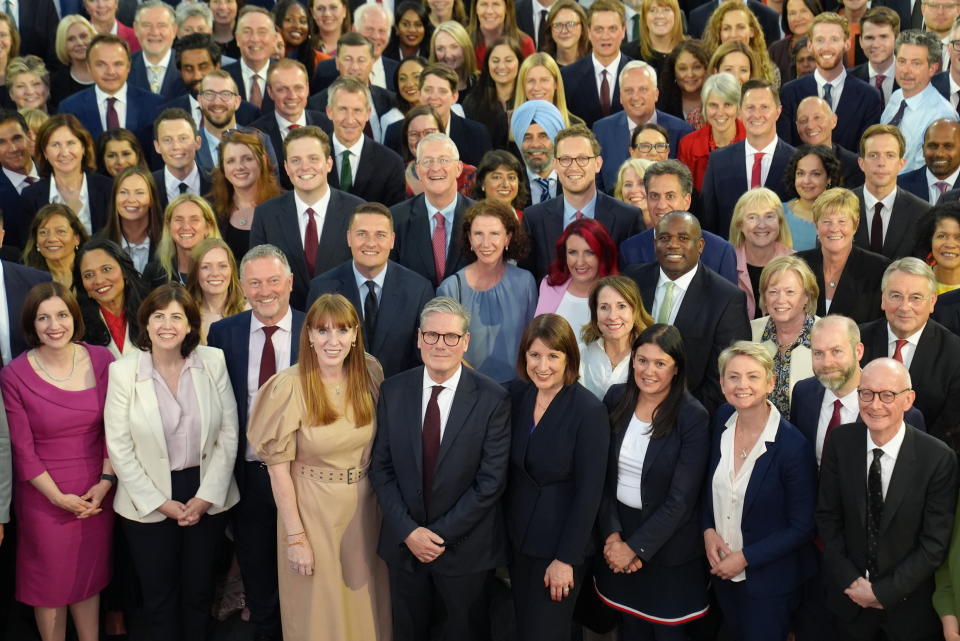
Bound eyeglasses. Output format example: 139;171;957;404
633;142;669;153
420;330;464;346
551;20;580;32
408;127;438;142
951;39;960;52
884;291;930;307
417;156;457;168
199;89;239;101
924;1;957;9
856;388;911;403
556;155;597;167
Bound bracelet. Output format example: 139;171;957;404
100;473;118;484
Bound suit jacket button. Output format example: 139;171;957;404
202;453;208;460
417;490;422;496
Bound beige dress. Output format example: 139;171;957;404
247;360;392;641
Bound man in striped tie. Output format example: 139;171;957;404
510;99;565;208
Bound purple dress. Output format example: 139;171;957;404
0;343;115;606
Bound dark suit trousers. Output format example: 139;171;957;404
121;467;229;641
833;605;942;641
388;562;494;641
713;579;797;641
509;552;587;641
234;461;281;637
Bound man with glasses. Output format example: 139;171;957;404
521;125;643;282
371;296;510;641
816;355;957;641
858;258;960;448
922;0;959;69
932;16;960;106
592;61;692;191
618;160;737;283
390;132;474;285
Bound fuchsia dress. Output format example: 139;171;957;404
0;344;114;606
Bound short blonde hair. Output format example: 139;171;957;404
718;340;774;381
811;187;861;227
613;157;653;202
6;55;48;89
758;255;819;316
729;187;793;248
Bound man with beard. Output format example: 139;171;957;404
508;100;565;208
795;96;865;187
897;119;960;201
779;13;883;151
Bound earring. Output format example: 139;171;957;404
351;341;356;347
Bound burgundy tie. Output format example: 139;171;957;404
575;211;584;220
870;202;884;253
824;398;843;445
750;152;765;188
422;385;444;510
304;207;319;276
288;124;300;132
892;339;907;363
599;70;611;117
106;97;119;130
258;325;280;388
875;74;885;106
24;176;36;185
432;212;446;285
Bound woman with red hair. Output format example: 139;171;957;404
533;218;618;342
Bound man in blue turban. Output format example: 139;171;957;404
510;100;566;206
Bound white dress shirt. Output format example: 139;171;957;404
531;0;552;45
49;174;92;234
862;185;897;244
239;58;270;101
814;68;846;113
815;387;859;464
2;165;39;194
616;415;651;509
145;48;173;94
579;338;630;400
926;166;960;204
95;84;129;131
885;323;923;369
865;420;906;499
121;235;151;274
370;57;387;90
245;308;294;460
421;365;464;440
653;264;698;325
868;60;896;105
295;188;332;246
332;134;365;182
591;53;621;107
743;136;779;190
164;164;202;203
276;111;307;140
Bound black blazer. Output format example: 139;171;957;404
206;309;305;489
128;51;188;100
504;381;608;565
933;286;960;335
777;73;883;152
859;318;960;448
327;136;407;206
688;0;781;44
598;386;710;566
306;259;434;376
370;365;512;575
249;189;365;311
896;166;960;205
852;186;931;259
310;56;400;94
835;143;865;188
389;193;474;285
17;0;59;68
383;112;493;167
2;261;51;358
816;422;957;638
21;172;114;235
521;192;644;283
151;167;213;212
796;245;890;324
559;54;633;128
248;109;331;189
222;60;275;115
0;171;32;251
624;262;751;412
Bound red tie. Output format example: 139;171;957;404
258;325;280;388
575;211;584;220
288;124;300;131
432;212;446;285
824;398;843;445
422;385;444;510
892;339;907;363
600;70;611;117
304;207;319;276
750;152;765;188
106;97;119;130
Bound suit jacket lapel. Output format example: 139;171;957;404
880;427;914;531
413;196;436;281
445;195;467;274
436;370;479;469
743;438;777;516
853;188;869;248
374;265;401;353
134;353;171;457
352;138;376;193
406;370;426;475
672;264;705;328
278;194;309;281
884;190;913;254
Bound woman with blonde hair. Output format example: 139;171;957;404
429;21;479;91
146;194;223;287
186;238;249;344
0;14;20;89
247;292;391;641
702;1;779;87
50;16;96;108
707;41;761;86
614;158;653;227
6;56;50;113
426;0;467;27
468;0;535;63
729;188;794;319
629;0;685;71
541;0;589;66
513;53;582;126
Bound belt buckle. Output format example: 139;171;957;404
347;467;360;484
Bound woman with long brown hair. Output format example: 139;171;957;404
100;166;164;275
185;238;249;344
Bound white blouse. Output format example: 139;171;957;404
579;338;630;400
617;415;651;509
49;173;92;235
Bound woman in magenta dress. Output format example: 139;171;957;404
0;281;115;641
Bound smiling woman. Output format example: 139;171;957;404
147;193;223;288
186;237;249;343
22;204;90;289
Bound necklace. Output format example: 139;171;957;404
33;344;77;382
739;449;748;459
828;280;837;288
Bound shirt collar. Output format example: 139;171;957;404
926;166;960;189
814;67;846;91
527;167;557;182
425;192;459;221
122;235;150;251
165;164;200;192
563;192;598;219
145;48;173;70
591;53;621;76
95;83;128;103
2;165;38;188
136;348;204;381
423;364;463;392
825;385;860;414
866;420;906;458
240;57;269;78
864;185;898;210
723;400;782;444
886;322;925;348
276;111;307;131
744;136;779;156
295;185;332;211
657;262;698;291
353;261;387;291
250;306;293;335
49;173;88;201
332;134;364;158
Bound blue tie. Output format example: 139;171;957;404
823;82;833;110
888;100;908;127
535;178;550;203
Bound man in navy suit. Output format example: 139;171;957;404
778;13;883;151
307;203;434;376
370;296;511;641
688;0;781;45
619;160;737;283
932;17;960;103
560;0;632;128
795;96;865;187
0;111;41;251
1;258;51;361
222;6;276;113
701;79;796;236
592;61;693;190
516;0;555;48
129;1;187;100
310;3;399;94
207;244;305;641
510;100;564;207
251;126;364;311
58;34;165;157
623;212;751;411
897;119;960;203
152;108;212;210
849;7;900;106
522;125;643;283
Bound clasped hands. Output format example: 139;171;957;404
405;526;445;563
845;576;883;609
54;479;113;519
704;528;748;580
158;497;212;526
604;533;642;574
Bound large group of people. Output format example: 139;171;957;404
3;0;960;640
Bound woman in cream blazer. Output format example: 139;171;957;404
104;284;238;641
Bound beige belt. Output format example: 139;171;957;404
293;461;368;484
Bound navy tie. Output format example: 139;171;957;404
823;82;833;110
888;100;908;127
535;177;550;203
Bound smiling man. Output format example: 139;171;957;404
850;7;901;104
509;100;565;206
130;1;186;99
309;3;400;93
0;110;40;250
223;6;276;111
795;96;865;186
151;108;210;210
896;119;960;202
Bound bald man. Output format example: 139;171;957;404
896;119;960;203
795;96;864;187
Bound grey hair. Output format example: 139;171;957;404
354;2;394;29
329;76;373;111
619;59;657;87
643;159;693;197
813;314;860;351
416;132;459;162
700;72;741;119
5;56;49;89
175;1;213;29
862;356;913;390
895;29;943;66
880;257;937;296
420;296;471;333
135;0;177;24
240;244;292;278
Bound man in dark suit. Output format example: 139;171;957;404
222;6;276;113
510;100;565;207
323;77;406;206
310;3;399;93
15;0;59;68
58;34;165;156
129;1;187;100
623;212;751;411
816;357;958;641
0;110;41;251
559;0;631;128
522;125;643;283
370;296;511;641
250;126;364;311
382;65;491;166
701;79;796;235
795;96;865;187
390;133;474;285
1;258;51;362
859;257;960;449
932;18;960;102
307;202;433;376
853;124;930;259
207;244;305;641
688;0;781;44
778;13;883;151
618;160;737;283
592;60;693;190
875;0;925;32
897;119;960;203
151;108;212;211
849;7;901;106
516;0;555;48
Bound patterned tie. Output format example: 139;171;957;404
657;281;676;324
888;100;907;127
258;325;280;388
575;211;584;220
824;398;843;445
750;152;765;188
892;339;907;363
600;70;611;117
432;212;446;285
149;65;162;93
340;150;353;192
422;385;444;510
106;97;119;130
24;176;36;185
875;74;886;107
364;280;378;343
535;177;550;203
866;448;884;577
249;74;263;109
304;207;319;276
823;82;833;110
870;202;884;253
